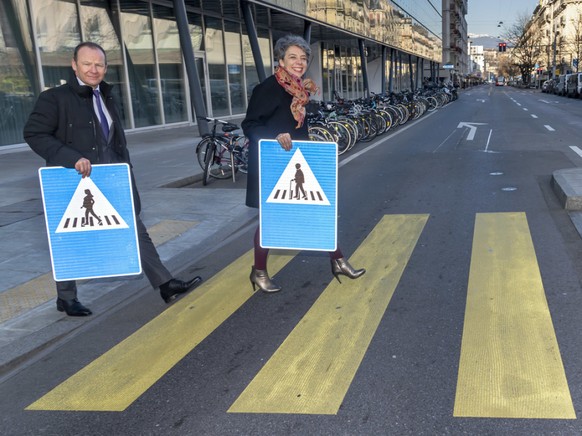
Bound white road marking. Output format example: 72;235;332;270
457;122;487;141
485;129;493;152
544;125;555;131
569;146;582;159
531;114;538;118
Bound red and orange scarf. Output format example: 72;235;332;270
275;66;318;128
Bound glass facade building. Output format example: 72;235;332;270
0;0;442;148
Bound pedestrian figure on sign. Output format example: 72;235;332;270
80;189;102;226
293;163;307;200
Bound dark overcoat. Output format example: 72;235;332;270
241;75;309;208
23;74;142;213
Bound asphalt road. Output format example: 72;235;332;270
2;85;582;435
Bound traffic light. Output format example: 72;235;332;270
498;42;507;52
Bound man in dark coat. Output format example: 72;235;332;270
24;42;201;316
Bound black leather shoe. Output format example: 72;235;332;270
56;298;92;316
160;276;203;303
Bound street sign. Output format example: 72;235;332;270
259;139;337;251
443;64;454;69
39;163;141;281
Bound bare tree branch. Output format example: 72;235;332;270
502;12;543;84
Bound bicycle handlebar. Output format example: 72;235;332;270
196;116;230;125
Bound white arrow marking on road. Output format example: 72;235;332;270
457;122;487;141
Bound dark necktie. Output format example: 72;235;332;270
93;89;110;140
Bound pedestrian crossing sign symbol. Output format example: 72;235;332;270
259;139;337;251
266;148;330;206
39;164;141;281
55;177;129;233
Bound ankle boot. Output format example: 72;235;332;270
330;258;366;283
250;266;282;293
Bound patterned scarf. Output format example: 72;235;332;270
275;66;318;128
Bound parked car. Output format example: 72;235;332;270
544;79;557;94
554;74;567;96
566;73;578;97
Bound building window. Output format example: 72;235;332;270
120;1;161;127
205;16;229;116
153;4;188;124
0;0;37;146
224;20;244;115
80;0;129;128
32;0;80;89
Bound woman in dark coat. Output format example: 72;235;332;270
242;35;365;293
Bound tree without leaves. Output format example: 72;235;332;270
503;12;543;85
567;13;582;73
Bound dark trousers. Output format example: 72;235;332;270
56;214;172;300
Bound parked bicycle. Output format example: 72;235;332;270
306;85;456;156
195;117;249;186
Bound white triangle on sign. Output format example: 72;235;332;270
55;177;129;233
266;148;330;206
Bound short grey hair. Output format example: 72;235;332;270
274;35;311;61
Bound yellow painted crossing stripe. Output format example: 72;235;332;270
228;214;429;415
26;250;297;411
454;212;575;419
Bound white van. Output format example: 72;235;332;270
566;73;578;97
576;73;582;98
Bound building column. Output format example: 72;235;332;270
241;0;267;83
172;0;208;134
303;20;312;44
409;54;414;90
389;48;394;93
381;46;387;94
358;39;369;97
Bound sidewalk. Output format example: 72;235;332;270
0;122;256;376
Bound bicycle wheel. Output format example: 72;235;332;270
202;140;216;186
338;117;359;149
196;137;212;169
328;121;351;155
309;132;326;142
233;135;249;174
308;126;334;142
207;139;235;180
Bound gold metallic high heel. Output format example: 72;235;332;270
330;258;366;283
249;266;282;293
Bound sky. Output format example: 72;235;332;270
466;0;540;37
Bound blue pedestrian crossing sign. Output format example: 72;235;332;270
259;139;337;251
39;163;141;281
